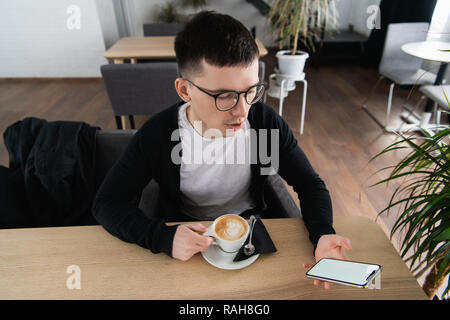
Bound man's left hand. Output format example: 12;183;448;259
303;234;352;289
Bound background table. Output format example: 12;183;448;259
402;41;450;64
0;216;427;300
401;41;450;114
104;36;268;64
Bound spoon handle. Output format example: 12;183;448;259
248;215;256;244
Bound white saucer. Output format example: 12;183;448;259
201;227;259;270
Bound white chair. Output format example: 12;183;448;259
362;22;436;131
418;85;450;126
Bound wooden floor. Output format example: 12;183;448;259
0;50;433;254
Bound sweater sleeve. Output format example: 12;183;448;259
92;129;179;257
271;111;335;252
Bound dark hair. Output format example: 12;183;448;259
175;11;259;77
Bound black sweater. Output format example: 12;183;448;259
92;101;335;257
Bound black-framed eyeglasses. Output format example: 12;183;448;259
184;78;267;111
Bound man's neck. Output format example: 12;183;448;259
185;104;235;138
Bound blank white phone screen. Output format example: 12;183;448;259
308;259;380;286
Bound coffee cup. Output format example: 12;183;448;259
203;214;249;253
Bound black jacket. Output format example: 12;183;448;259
92;101;336;258
1;117;99;228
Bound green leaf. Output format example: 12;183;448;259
369;111;449;296
433;227;450;242
436;247;450;280
443;88;450;107
401;199;447;259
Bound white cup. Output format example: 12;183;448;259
204;214;250;253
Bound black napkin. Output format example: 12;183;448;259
233;217;277;262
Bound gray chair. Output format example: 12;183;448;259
94;130;136;190
258;60;267;103
362;22;436;130
94;130;301;220
418;85;450;125
143;23;185;36
100;62;180;129
258;60;265;82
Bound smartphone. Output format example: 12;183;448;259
306;258;382;288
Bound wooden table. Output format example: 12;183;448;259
0;216;427;300
104;36;268;64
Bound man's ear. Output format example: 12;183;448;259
175;78;191;102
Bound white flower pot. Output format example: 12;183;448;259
276;50;309;87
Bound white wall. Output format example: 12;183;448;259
348;0;381;37
329;0;351;31
0;0;107;77
96;0;120;49
318;0;381;36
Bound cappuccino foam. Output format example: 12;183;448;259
214;215;248;241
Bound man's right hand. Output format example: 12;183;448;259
172;223;214;261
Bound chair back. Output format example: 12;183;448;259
100;62;180;117
258;60;266;81
94;130;136;189
143;23;185;36
379;22;429;75
93;130;159;217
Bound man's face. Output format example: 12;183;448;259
175;58;260;137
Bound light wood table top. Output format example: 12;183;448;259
0;216;427;300
104;36;268;63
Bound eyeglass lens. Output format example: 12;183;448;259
215;84;265;110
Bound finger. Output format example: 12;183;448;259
302;262;313;270
196;235;214;250
336;236;352;251
186;223;208;233
339;247;349;260
197;235;215;252
324;282;332;290
197;238;214;252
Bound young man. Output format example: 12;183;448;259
93;11;351;289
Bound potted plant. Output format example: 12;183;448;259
157;1;182;23
182;0;208;12
157;0;209;23
370;91;450;299
268;0;337;82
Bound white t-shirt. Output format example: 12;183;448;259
177;102;255;220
